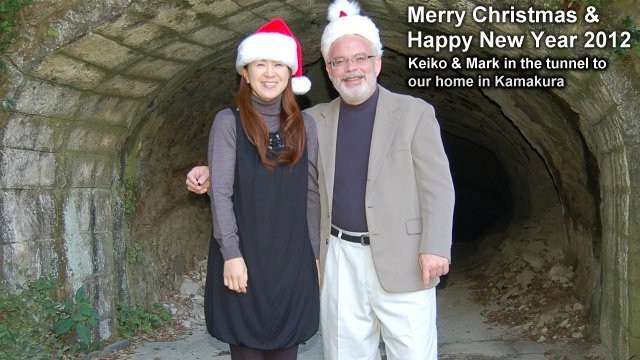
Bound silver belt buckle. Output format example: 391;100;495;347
360;234;368;245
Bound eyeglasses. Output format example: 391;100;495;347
327;54;375;69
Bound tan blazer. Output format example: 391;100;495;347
305;86;455;293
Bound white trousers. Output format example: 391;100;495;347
320;234;438;360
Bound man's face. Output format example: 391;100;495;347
325;35;381;105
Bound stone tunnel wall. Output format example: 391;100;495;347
0;0;639;358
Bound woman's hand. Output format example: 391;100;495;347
224;257;248;294
186;166;210;194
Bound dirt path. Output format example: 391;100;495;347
93;212;614;360
92;264;611;360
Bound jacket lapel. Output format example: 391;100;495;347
367;86;399;182
316;98;341;210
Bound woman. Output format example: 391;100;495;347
202;18;319;360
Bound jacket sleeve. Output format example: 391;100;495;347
304;113;321;259
411;104;455;262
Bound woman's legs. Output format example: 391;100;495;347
264;345;298;360
229;344;298;360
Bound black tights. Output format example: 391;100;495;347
229;344;299;360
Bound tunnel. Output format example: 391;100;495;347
1;1;639;359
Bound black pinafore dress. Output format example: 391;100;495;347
204;110;319;350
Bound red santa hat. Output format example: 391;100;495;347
321;0;383;61
235;18;311;95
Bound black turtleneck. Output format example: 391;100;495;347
331;87;380;232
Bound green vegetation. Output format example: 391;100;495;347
615;15;640;57
0;272;100;359
126;242;143;264
0;269;174;359
123;177;137;216
116;302;172;338
0;0;34;70
47;27;60;38
1;95;14;110
0;0;33;110
571;0;640;62
54;286;100;348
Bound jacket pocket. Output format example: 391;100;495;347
405;218;423;234
387;144;410;156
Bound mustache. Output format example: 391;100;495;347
341;70;365;81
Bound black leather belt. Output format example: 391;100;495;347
331;226;370;245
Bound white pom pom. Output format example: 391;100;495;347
292;76;311;95
327;0;360;21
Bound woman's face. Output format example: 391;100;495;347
241;60;291;101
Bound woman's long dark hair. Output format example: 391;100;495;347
235;75;306;171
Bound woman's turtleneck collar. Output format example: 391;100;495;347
251;94;282;116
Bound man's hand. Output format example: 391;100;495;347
223;257;248;294
419;253;449;287
186;166;210;194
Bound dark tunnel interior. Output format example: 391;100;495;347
444;133;513;248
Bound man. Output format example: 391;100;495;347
187;1;454;358
308;1;454;358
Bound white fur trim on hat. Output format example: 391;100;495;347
321;0;383;60
236;32;298;74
